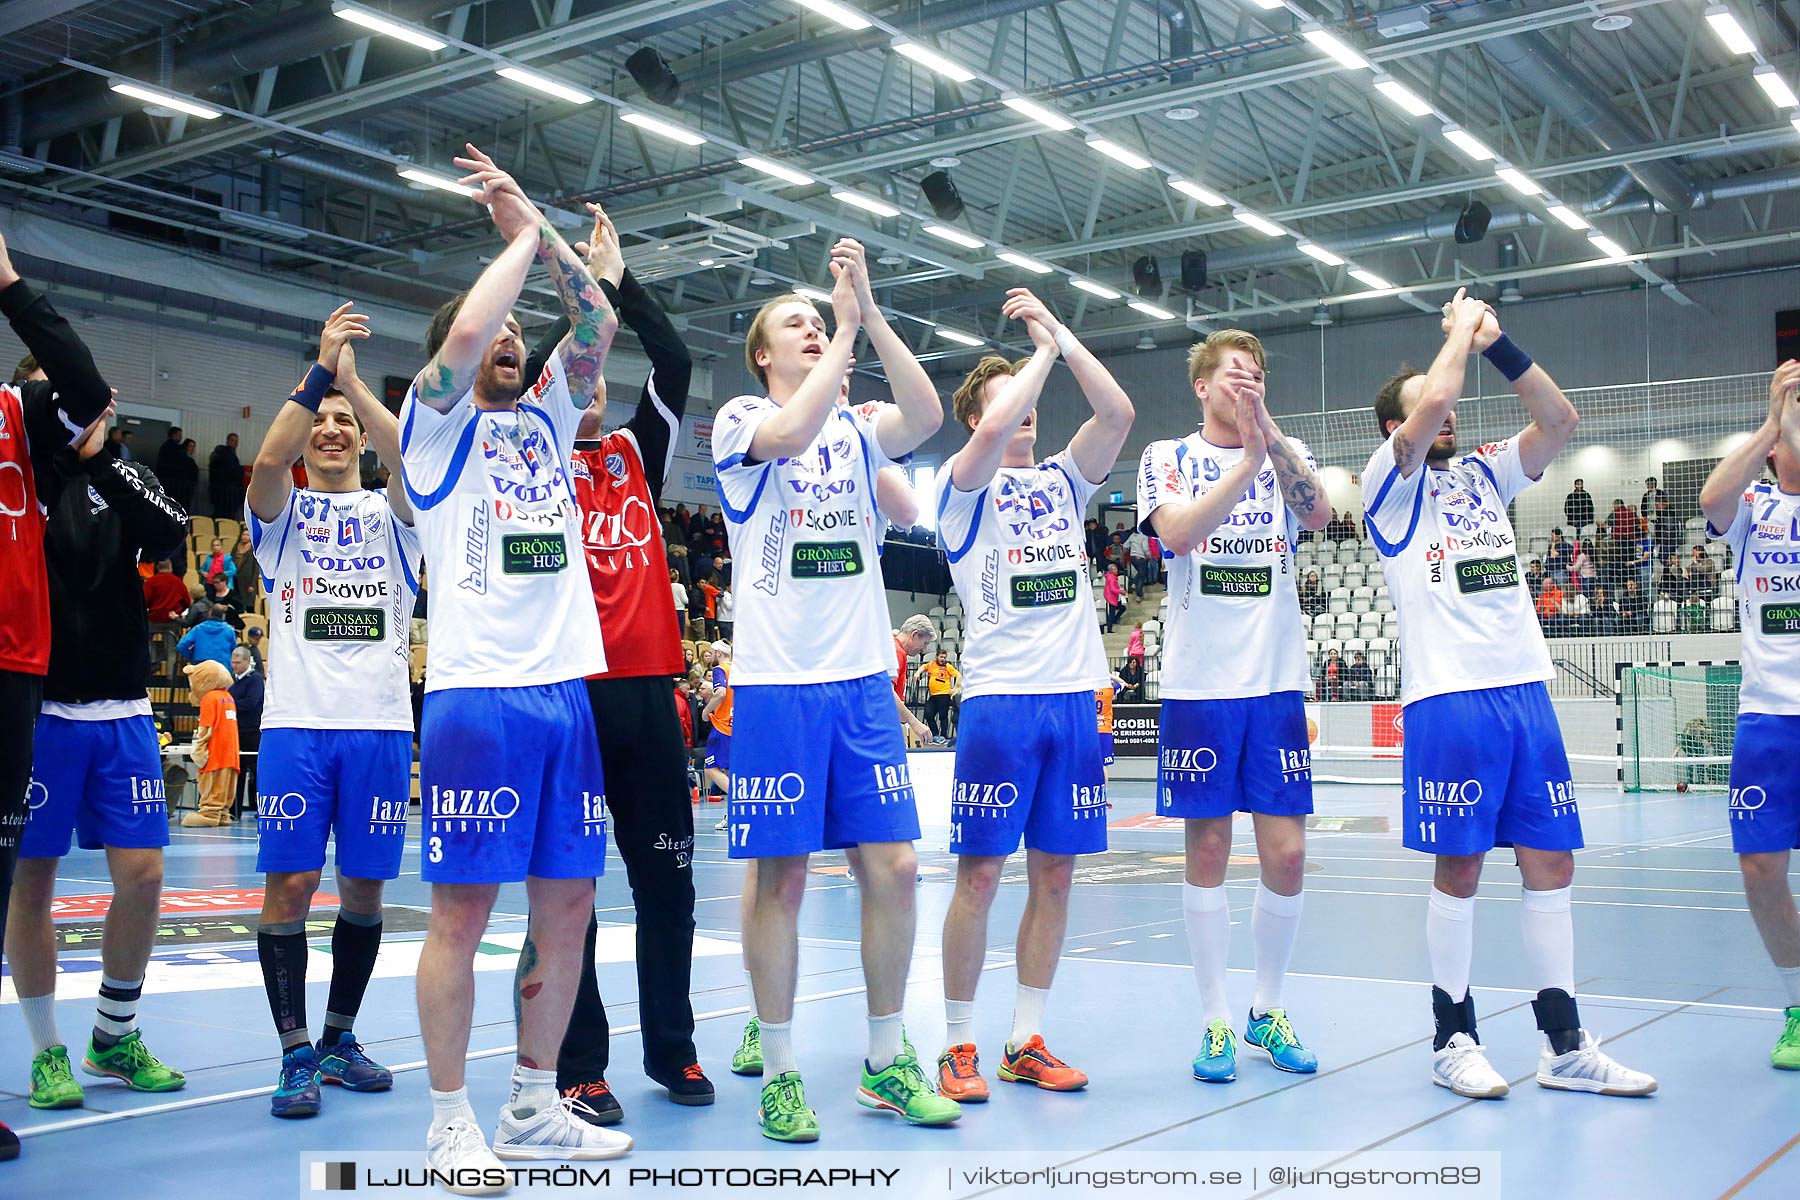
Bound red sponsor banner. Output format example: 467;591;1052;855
1109;813;1185;831
51;887;338;920
1371;702;1405;758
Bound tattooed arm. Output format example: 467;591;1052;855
1257;400;1331;532
1389;288;1488;479
540;218;619;408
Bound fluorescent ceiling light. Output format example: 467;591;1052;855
1349;268;1392;290
831;188;900;217
936;328;985;346
1301;25;1372;71
495;66;593;105
1441;124;1496;162
793;285;832;303
619;111;706;145
922;223;984;248
1494;162;1544;196
1070;278;1122;299
109;81;221;120
332;2;447;51
1128;300;1177;320
1248;0;1286;8
398;166;479;197
1297;241;1345;267
996;250;1053;274
789;0;871;30
1232;209;1285;237
1544;203;1590;230
1086;138;1152;170
1704;5;1756;56
1588;232;1629;260
1169;178;1228;207
738;155;813;186
1373;77;1434;118
892;40;975;83
1754;65;1799;109
1002;96;1075;132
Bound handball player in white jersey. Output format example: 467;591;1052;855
1136;329;1332;1084
246;306;420;1119
398;146;629;1182
1363;289;1653;1099
1699;357;1800;1068
932;289;1133;1101
711;240;952;1141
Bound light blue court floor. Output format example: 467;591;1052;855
3;756;1797;1199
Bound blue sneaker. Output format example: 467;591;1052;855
1191;1018;1237;1083
1244;1008;1318;1074
271;1045;322;1118
316;1032;394;1092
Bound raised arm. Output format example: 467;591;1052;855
876;466;920;527
66;407;187;557
538;214;618;406
998;289;1133;485
1494;316;1580;479
334;342;413;527
1;227;111;452
1390;289;1489;479
839;239;943;458
1700;360;1797;531
1256;398;1330;532
950;338;1058;493
1145;378;1268;556
746;257;861;461
249;302;368;522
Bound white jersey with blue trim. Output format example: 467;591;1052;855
937;449;1108;701
249;487;421;730
1711;481;1800;716
1137;432;1312;700
399;354;606;691
712;394;901;686
1362;432;1551;707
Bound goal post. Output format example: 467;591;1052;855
1616;662;1741;792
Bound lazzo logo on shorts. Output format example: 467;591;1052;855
258;791;308;827
952;780;1019;817
369;795;408;828
1730;785;1767;817
1071;783;1108;817
25;780;49;811
874;762;914;807
1416;778;1482;814
1160;746;1218;790
430;785;523;833
733;772;805;810
131;776;166;810
581;790;607;837
1277;747;1311;783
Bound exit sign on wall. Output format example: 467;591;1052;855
1779;310;1800;365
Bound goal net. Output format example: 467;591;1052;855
1618;663;1740;792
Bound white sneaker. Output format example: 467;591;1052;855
426;1117;511;1196
713;817;728;832
495;1097;634;1160
1432;1032;1509;1099
1537;1030;1657;1096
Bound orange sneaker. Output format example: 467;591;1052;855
936;1043;989;1102
997;1035;1088;1091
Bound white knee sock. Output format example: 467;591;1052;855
867;1009;905;1069
1183;883;1232;1024
508;1063;558;1115
431;1086;479;1133
943;998;974;1053
1251;884;1304;1015
1778;965;1800;1008
19;993;59;1056
1009;984;1049;1048
760;1019;797;1078
1426;888;1476;1001
1519;886;1576;996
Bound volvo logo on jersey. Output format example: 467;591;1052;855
992;472;1070;541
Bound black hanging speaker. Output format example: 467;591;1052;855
920;170;965;221
1454;199;1492;244
1180;249;1208;291
1132;255;1161;297
625;47;681;105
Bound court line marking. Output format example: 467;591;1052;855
1717;1128;1800;1200
1219;882;1754;914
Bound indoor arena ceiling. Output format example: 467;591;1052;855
2;0;1798;364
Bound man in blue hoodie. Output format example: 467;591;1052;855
177;603;235;670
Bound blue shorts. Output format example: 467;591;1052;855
19;713;168;857
1728;712;1800;854
705;730;731;773
1100;733;1115;768
256;727;412;880
950;692;1107;857
1157;692;1314;819
1402;682;1582;855
420;680;607;884
726;672;919;858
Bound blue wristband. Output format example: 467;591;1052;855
289;362;334;412
1481;333;1533;383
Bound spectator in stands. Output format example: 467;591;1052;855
1102;562;1125;631
1544;529;1572;582
244;624;265;674
207;433;244;518
1688;544;1720;598
204;576;244;630
1564;478;1594;530
697;573;721;640
177;602;236;669
1084;517;1106;563
1525;558;1546;600
1325;509;1355;542
198;536;235;593
229;645;263;812
1588;586;1619;636
1630;532;1657;596
1535;575;1565;629
1127;525;1156;588
1653;497;1679;551
1619;579;1647;634
1118;654;1143;703
673;678;694;755
1126;623;1145;667
714;545;732;587
230;528;256;609
1640;477;1665;523
915;649;960;744
155;426;187;492
1299;569;1327;617
1679;592;1709;633
1344;651;1374;701
1559;584;1589;637
143;558;188;624
717;585;734;640
1612;498;1645;541
107;426;130;460
1599;525;1631;593
666;538;689;585
670;569;688;621
1569;539;1596;594
1659;551;1688;600
1316;647;1343;701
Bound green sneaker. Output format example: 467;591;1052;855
758;1071;819;1142
731;1017;763;1076
81;1031;186;1093
857;1051;962;1126
1773;1007;1800;1071
28;1045;84;1109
